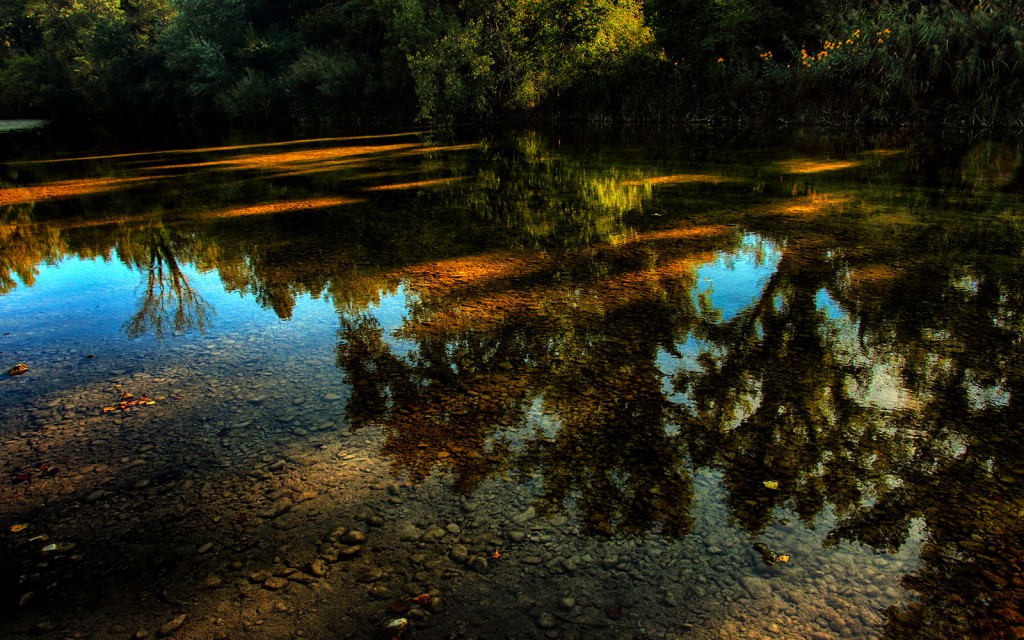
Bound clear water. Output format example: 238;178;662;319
1;130;1022;639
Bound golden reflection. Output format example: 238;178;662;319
778;193;852;217
390;224;732;335
394;143;482;157
634;225;735;243
621;173;737;187
147;143;421;174
205;197;362;219
364;177;465;192
0;176;159;206
859;148;905;158
403;252;546;293
6;131;427;166
847;264;903;285
776;159;861;174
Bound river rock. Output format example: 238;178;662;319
537;612;557;629
741;576;772;599
468;557;489;574
158;614;186;637
513;507;536;524
450;544;469;563
259;497;293;518
355;565;384;583
264;577;289;590
309;559;328;577
397;523;421;541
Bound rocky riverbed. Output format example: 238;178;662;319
0;268;925;640
0;340;919;640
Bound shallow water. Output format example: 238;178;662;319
1;129;1022;639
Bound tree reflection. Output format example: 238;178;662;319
119;225;214;339
336;231;732;536
328;134;1024;636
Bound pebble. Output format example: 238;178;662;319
259;497;293;519
426;596;448;613
340;530;366;545
537;612;557;629
468;557;489;574
381;619;407;636
203;576;224;589
560;597;576;610
450;545;469;563
249;571;273;583
445;523;461;534
355;566;384;583
158;614;186;637
264;577;289;590
513;507;536;524
309;559;328;577
424;526;447;540
741;576;772;600
397;523;421;541
197;543;214;554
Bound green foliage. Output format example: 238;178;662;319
780;0;1024;124
217;69;288;126
0;0;1022;126
382;0;657;122
0;52;71;115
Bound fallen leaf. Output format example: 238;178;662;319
389;602;409;613
411;593;430;604
9;523;29;533
763;480;779;490
492;549;501;559
18;592;32;606
777;554;791;563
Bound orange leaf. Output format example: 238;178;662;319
492;549;501;559
411;593;430;604
9;523;29;533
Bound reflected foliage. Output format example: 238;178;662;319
120;225;214;339
3;130;1024;637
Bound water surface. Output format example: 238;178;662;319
1;129;1022;639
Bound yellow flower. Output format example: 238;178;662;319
884;28;891;34
717;57;725;63
878;38;884;43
